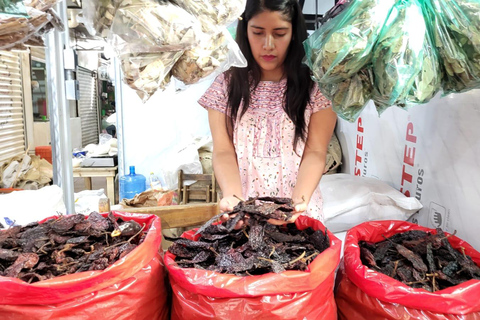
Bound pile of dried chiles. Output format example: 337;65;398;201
360;229;480;292
167;197;330;276
0;212;146;283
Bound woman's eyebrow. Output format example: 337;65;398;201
250;25;289;30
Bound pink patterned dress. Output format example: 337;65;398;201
198;73;332;221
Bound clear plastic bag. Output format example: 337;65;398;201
372;0;426;110
174;0;246;34
423;0;480;94
81;0;123;38
120;50;183;102
303;0;395;83
0;6;51;50
172;29;246;85
318;68;374;123
0;0;28;17
108;0;201;54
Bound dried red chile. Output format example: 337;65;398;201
359;229;480;292
0;212;146;283
167;197;330;276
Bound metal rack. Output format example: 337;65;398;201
45;0;75;213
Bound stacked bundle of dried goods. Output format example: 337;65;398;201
360;228;480;292
167;197;330;276
0;212;146;283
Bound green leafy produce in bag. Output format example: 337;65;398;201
372;0;426;110
303;0;395;84
0;0;28;17
318;68;374;122
455;0;480;22
423;0;480;93
402;31;441;106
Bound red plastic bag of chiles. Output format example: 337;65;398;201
0;211;168;320
335;220;480;320
165;216;342;320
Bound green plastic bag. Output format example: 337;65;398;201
303;0;395;84
0;0;28;17
372;0;426;110
455;0;480;22
423;0;480;94
318;68;374;123
402;30;441;107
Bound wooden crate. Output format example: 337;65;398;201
119;203;219;229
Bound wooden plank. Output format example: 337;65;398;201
119;203;219;229
73;166;117;177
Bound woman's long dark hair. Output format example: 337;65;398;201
226;0;314;150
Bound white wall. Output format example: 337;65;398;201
120;78;212;182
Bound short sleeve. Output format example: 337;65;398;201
198;73;228;114
309;83;332;113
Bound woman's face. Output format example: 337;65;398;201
247;10;292;81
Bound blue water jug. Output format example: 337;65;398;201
119;166;146;201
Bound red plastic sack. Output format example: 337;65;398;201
0;211;169;320
336;220;480;320
165;216;341;320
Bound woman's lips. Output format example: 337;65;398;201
261;55;276;62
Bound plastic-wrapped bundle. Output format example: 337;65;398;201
120;51;183;102
402;30;441;106
0;0;64;50
172;30;246;85
318;68;374;123
109;0;201;54
423;0;480;94
81;0;123;38
0;7;51;50
372;0;426;110
174;0;246;34
0;0;28;17
303;0;395;83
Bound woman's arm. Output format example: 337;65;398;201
292;107;337;212
267;107;337;225
208;108;243;213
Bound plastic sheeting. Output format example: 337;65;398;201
336;90;480;250
336;220;480;319
165;216;341;320
0;211;168;320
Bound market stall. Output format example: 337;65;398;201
1;0;480;319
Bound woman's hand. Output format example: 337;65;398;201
219;196;247;229
219;195;241;213
267;198;307;225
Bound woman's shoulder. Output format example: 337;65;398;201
309;82;332;112
198;72;230;113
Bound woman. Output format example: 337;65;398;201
198;0;337;225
